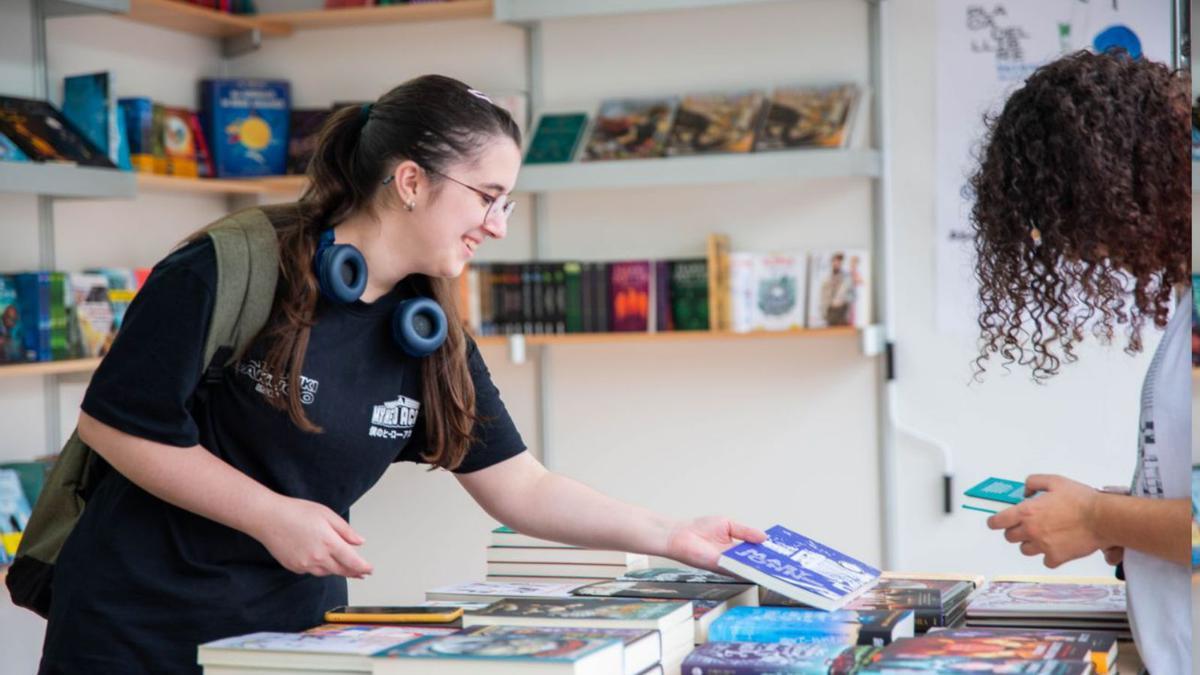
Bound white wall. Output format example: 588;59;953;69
0;1;1181;671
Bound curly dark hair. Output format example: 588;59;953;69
969;50;1190;381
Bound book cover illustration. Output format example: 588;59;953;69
874;629;1093;663
583;97;678;161
0;130;29;161
962;477;1026;514
609;261;650;332
0;276;25;363
668;259;709;331
682;641;855;673
461;624;653;647
755;252;806;331
719;524;880;611
68;273;114;358
62;73;116;165
708;606;911;646
0;95;115;167
204;624;453;655
807;250;869;328
373;630;620;662
161;107;198;177
967;582;1126;617
666;90;768;156
200;79;290;177
618;567;743;584
861;656;1092;674
525;112;588;164
472;597;686;622
755;84;859;151
573;580;748;602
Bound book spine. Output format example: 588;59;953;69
580;262;594;333
597;263;611;332
654;260;672;332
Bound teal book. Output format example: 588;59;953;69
525;113;588;164
708;606;914;647
962;477;1025;514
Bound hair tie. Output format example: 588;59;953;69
358;103;373;127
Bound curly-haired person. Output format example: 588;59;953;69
970;50;1190;673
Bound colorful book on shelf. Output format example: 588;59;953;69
0;130;29;162
371;628;625;675
729;251;757;333
68;273;114;358
161;107;199;177
0;95;115;167
118;97;155;173
807;249;869;329
706;234;731;331
200;78;291;177
62;71;130;170
707;606;914;647
961;476;1026;514
718;524;880;611
525;112;589;164
682;641;873;675
755;84;860;151
666;259;709;331
666;89;768;156
608;261;651;332
197;624;453;673
583;97;679;161
0;468;32;558
0;275;28;364
754;252;807;331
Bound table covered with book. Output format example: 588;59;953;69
198;525;1142;675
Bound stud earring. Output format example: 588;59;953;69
405;200;415;211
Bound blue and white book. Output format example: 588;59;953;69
717;525;880;611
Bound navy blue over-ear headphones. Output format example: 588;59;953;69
313;228;448;357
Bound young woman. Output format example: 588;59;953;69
37;75;766;674
970;51;1190;673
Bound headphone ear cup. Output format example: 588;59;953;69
392;297;448;358
317;244;368;304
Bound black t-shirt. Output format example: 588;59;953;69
38;238;525;674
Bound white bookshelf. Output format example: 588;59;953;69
0;162;136;199
493;0;787;23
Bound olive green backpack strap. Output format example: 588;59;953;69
6;207;281;619
202;207;282;375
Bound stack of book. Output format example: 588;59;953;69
857;627;1119;674
762;573;978;634
486;526;649;584
570;576;757;643
965;579;1130;640
197;624;458;674
459;596;694;674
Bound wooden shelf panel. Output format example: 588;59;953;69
475;327;858;347
136;173;272;195
115;0;488;39
494;0;784;23
269;0;494;30
0;359;103;379
126;0;291;37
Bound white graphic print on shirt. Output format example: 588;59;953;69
369;394;420;440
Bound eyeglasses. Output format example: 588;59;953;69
383;167;516;226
